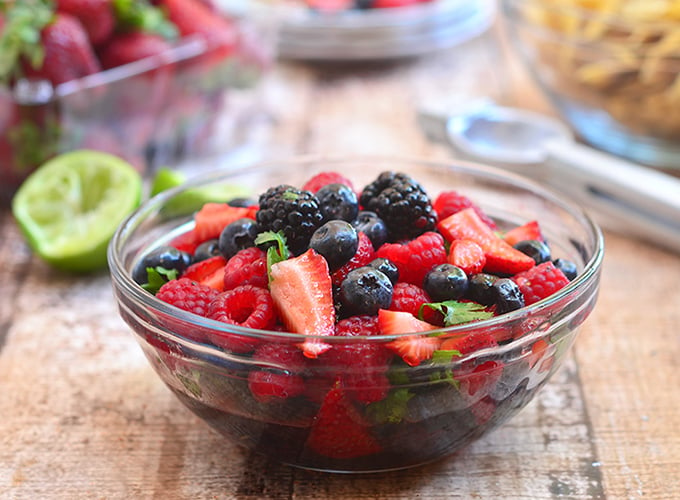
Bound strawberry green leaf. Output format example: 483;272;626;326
0;0;55;84
112;0;178;40
419;300;494;327
141;266;178;294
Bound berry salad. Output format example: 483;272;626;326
121;166;598;472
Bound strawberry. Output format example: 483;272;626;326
503;220;544;247
56;0;115;46
437;208;535;275
160;0;237;51
447;239;486;276
22;12;101;86
181;255;227;290
432;190;497;230
439;329;498;355
269;249;336;358
512;261;570;305
192;203;257;243
170;229;202;255
306;380;382;459
378;309;440;366
98;31;173;69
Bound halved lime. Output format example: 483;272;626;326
11;150;143;273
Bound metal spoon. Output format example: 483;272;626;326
419;103;680;253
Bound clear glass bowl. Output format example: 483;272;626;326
502;0;680;169
108;156;604;473
0;9;275;206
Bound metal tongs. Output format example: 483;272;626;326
419;101;680;253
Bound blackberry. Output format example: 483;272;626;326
359;171;436;240
256;185;325;255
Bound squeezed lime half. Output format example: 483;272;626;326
11;150;142;273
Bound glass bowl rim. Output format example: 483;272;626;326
108;154;604;347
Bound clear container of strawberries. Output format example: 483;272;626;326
108;156;604;472
0;0;275;204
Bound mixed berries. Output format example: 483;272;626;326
133;170;578;466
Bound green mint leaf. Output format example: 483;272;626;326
254;231;290;282
427;349;463;387
141;266;178;294
112;0;179;39
366;388;414;425
419;300;494;327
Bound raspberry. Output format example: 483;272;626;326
207;285;277;352
433;190;497;230
359;171;436;240
331;231;376;286
156;278;219;317
512;261;570;305
376;231;447;286
389;282;431;316
256;185;325;255
223;247;268;290
248;342;307;402
302;171;355;194
322;315;393;403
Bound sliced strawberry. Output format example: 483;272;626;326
439;329;498;355
170;229;202;255
437;208;535;275
432;190;497;230
512;261;570;305
378;309;440;366
447;239;486;276
503;220;545;247
193;203;256;243
306;380;382;459
269;249;335;358
457;360;504;398
182;255;227;290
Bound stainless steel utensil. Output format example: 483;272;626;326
419;103;680;253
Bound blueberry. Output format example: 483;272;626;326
368;257;399;285
467;273;499;306
423;263;468;302
309;220;358;271
340;267;393;316
513;239;551;265
218;218;260;259
227;197;257;208
193;239;221;262
316;183;359;222
351;211;388;250
493;278;525;314
553;258;577;280
132;245;192;284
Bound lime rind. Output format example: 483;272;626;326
12;150;142;272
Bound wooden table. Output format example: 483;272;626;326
1;18;679;500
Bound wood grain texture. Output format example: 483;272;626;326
1;21;679;500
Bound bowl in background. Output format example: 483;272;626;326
0;5;275;205
108;156;603;472
502;0;680;169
